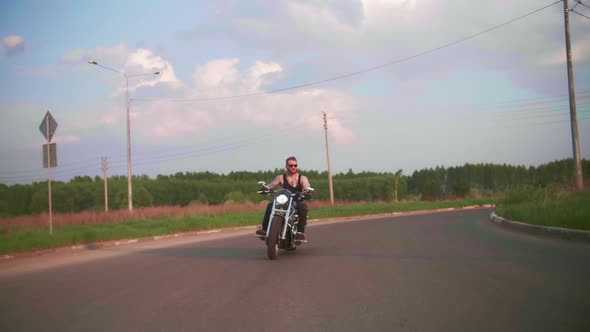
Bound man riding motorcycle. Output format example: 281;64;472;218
256;156;311;241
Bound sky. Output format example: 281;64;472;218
1;0;589;185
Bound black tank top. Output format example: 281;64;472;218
282;174;302;192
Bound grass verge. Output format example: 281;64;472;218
495;189;590;231
0;199;493;255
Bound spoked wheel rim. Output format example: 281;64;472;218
267;216;283;260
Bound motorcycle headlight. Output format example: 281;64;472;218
275;194;288;205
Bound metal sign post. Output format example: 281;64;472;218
39;111;58;236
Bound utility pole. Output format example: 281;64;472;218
323;112;335;205
88;61;159;213
102;157;109;212
563;0;584;191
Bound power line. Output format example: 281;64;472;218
130;124;308;165
4;89;588;183
417;111;590;137
3;1;583;184
4;92;588;183
572;0;580;10
571;9;590;20
471;91;590;113
0;124;309;184
133;1;563;103
2;108;586;185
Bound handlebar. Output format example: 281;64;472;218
257;188;274;194
256;185;314;199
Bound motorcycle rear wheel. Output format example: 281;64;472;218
267;216;283;260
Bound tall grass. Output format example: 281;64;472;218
0;202;269;230
495;185;590;231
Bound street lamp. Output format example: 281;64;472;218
88;61;160;213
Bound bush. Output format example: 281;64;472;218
453;182;470;197
225;191;246;203
501;186;541;205
502;183;571;207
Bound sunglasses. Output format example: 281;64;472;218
287;164;298;168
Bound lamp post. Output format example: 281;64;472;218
89;61;159;213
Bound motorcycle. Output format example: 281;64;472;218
256;181;314;260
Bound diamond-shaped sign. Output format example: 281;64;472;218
39;111;58;142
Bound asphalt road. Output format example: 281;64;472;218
1;208;589;332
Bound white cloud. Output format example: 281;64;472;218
124;48;183;93
62;44;183;96
62;44;182;92
130;58;359;144
2;35;23;48
287;1;362;34
361;0;419;27
2;35;25;56
205;0;575;73
188;58;282;97
192;58;240;94
241;61;282;93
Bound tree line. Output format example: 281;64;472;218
0;159;587;217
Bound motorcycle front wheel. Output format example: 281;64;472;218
267;216;283;260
